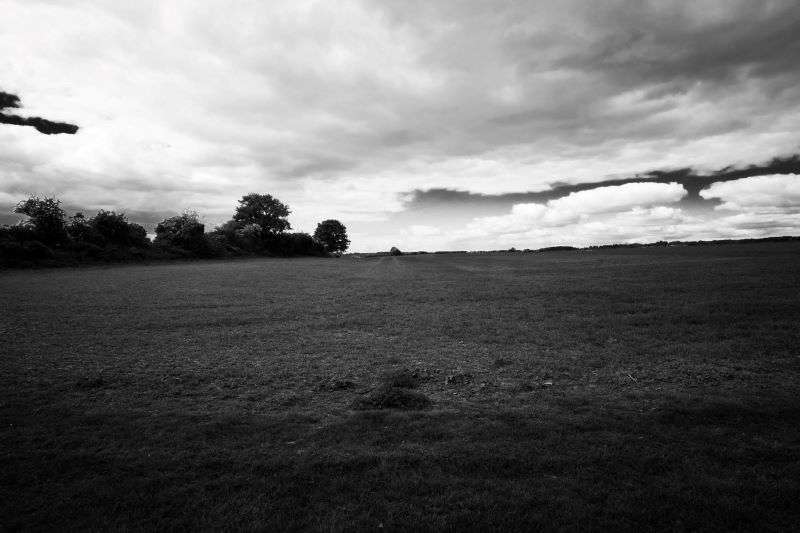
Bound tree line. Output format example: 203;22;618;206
0;193;349;267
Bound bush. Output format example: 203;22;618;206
204;233;230;257
67;212;106;246
22;240;55;260
0;240;25;265
264;232;326;257
155;212;209;255
390;247;402;256
235;223;265;252
0;224;37;244
90;211;149;247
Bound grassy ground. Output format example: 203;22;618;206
2;242;799;531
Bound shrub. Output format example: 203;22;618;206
204;233;230;257
22;240;55;260
0;224;37;244
154;212;209;255
90;211;149;247
390;247;402;256
66;212;106;246
264;232;326;257
0;240;25;265
235;223;264;252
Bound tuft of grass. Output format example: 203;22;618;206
379;368;420;389
445;372;474;387
351;386;432;411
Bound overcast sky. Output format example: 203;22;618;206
2;0;799;251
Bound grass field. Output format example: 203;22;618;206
2;242;800;530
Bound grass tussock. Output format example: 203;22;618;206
351;386;432;411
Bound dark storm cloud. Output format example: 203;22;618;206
402;155;800;212
0;91;78;135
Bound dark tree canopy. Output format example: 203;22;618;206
14;196;68;244
155;212;207;253
233;193;291;234
313;219;350;253
0;90;79;135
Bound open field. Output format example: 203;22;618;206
2;242;800;530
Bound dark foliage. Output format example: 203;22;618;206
263;232;327;257
90;210;149;247
232;193;291;235
390;246;403;256
14;196;68;245
154;212;210;255
0;191;343;266
314;219;350;254
66;213;105;247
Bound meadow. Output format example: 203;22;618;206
2;242;799;530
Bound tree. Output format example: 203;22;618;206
14;196;68;244
313;219;350;254
155;212;207;253
232;193;291;235
90;210;148;247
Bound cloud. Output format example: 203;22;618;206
2;1;800;250
470;182;687;235
402;155;800;213
0;91;78;134
701;174;800;210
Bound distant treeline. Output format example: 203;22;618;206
350;236;800;258
0;194;349;267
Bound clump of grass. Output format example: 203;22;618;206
380;368;420;389
351;386;432;411
445;372;474;387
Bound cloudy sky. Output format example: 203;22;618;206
2;0;799;251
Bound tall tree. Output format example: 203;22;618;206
233;193;291;234
314;219;350;253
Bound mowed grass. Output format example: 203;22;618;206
2;243;800;531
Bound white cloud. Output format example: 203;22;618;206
701;174;800;210
470;182;687;235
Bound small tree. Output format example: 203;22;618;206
313;219;349;254
90;210;148;247
14;196;68;244
155;212;207;253
233;193;291;235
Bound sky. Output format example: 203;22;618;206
1;0;799;252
